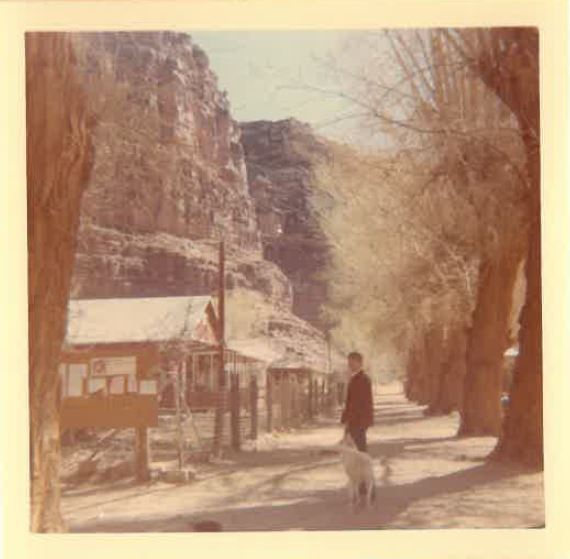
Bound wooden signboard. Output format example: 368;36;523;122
59;351;159;430
60;394;158;429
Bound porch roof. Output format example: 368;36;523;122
226;338;284;364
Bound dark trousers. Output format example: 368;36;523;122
346;425;367;452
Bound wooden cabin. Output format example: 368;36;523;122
60;294;269;424
59;295;223;429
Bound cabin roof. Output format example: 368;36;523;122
65;296;215;346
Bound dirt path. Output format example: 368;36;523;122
62;383;544;531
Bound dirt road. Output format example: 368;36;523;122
62;383;544;531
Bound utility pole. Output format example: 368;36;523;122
212;240;226;458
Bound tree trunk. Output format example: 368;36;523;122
429;326;467;415
459;251;523;436
412;335;428;405
493;121;542;467
424;326;447;415
405;337;430;405
404;347;419;401
27;33;93;532
446;27;541;462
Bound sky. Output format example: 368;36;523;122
189;30;388;147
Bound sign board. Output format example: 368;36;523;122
90;356;137;376
59;355;158;429
60;394;158;429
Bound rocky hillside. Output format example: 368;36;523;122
73;32;259;249
240;119;332;329
69;32;329;369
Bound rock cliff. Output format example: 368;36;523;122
240;119;332;329
74;32;259;249
69;32;328;368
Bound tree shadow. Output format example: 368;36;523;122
63;445;341;514
71;461;523;532
63;403;460;518
65;393;524;531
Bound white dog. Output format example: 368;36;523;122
335;431;376;510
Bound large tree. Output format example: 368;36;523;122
317;29;530;437
313;141;478;394
446;28;542;466
392;30;528;436
27;33;94;531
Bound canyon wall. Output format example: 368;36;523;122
240;119;332;329
69;32;328;368
75;32;259;249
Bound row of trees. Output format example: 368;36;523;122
315;28;541;467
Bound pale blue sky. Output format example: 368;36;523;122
189;30;388;147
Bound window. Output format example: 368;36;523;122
65;363;88;397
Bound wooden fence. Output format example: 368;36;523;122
158;375;340;455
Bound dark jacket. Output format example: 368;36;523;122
341;370;374;428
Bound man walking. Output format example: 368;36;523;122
340;351;374;452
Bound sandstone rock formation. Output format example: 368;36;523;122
74;32;259;250
240;119;332;329
69;32;329;369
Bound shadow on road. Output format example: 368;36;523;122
73;461;520;532
65;391;539;532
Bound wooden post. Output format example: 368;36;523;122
250;377;258;440
134;426;150;483
175;364;185;469
295;377;302;426
291;376;298;427
181;360;188;405
290;376;297;427
308;372;313;419
283;373;291;429
313;379;319;415
311;378;315;416
280;374;286;430
230;374;240;451
280;374;287;430
326;330;333;375
191;354;197;391
266;373;273;432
